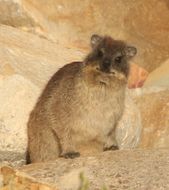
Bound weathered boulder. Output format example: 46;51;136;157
135;88;169;148
28;0;169;72
0;0;46;37
0;25;84;89
1;149;169;190
0;0;169;71
128;63;149;89
0;74;39;166
144;59;169;88
116;89;142;149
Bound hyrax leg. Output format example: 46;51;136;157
103;128;119;151
58;129;80;159
28;125;60;163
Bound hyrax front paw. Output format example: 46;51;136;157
104;137;119;151
103;145;119;151
60;151;80;159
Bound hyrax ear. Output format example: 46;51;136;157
91;34;102;48
125;46;137;58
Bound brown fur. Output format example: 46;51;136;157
27;35;137;163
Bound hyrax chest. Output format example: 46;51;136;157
73;79;126;140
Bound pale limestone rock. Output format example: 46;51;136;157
144;59;169;88
0;74;39;166
0;0;46;37
0;0;169;71
23;0;169;72
0;25;84;89
0;0;34;27
135;88;169;149
116;89;142;149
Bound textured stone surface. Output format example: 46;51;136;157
0;25;84;89
128;63;149;89
1;149;169;190
144;59;169;88
116;89;142;149
0;0;169;71
40;0;169;72
0;165;53;190
0;74;38;166
0;0;46;37
135;88;169;148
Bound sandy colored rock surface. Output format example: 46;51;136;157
0;0;46;37
135;88;169;148
0;74;38;166
0;25;84;89
25;0;169;72
1;149;169;190
144;59;169;88
0;0;33;27
0;165;53;190
116;89;142;149
0;0;169;71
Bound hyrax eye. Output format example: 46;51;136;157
115;56;122;63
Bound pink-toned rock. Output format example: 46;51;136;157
128;64;149;89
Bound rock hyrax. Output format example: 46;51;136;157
27;34;137;163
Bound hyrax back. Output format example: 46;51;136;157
28;34;137;163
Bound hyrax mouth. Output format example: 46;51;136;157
96;67;126;81
96;67;116;75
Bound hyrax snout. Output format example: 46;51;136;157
27;34;137;163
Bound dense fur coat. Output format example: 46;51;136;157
27;34;137;163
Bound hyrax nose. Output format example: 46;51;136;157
102;58;111;72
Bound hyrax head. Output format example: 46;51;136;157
85;34;137;78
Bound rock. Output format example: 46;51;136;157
1;149;169;190
144;59;169;88
128;63;149;89
135;88;169;148
116;89;142;149
0;74;39;167
0;165;53;190
0;1;169;71
0;0;46;38
24;0;169;71
0;25;84;89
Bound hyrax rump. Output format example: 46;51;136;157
27;34;137;163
